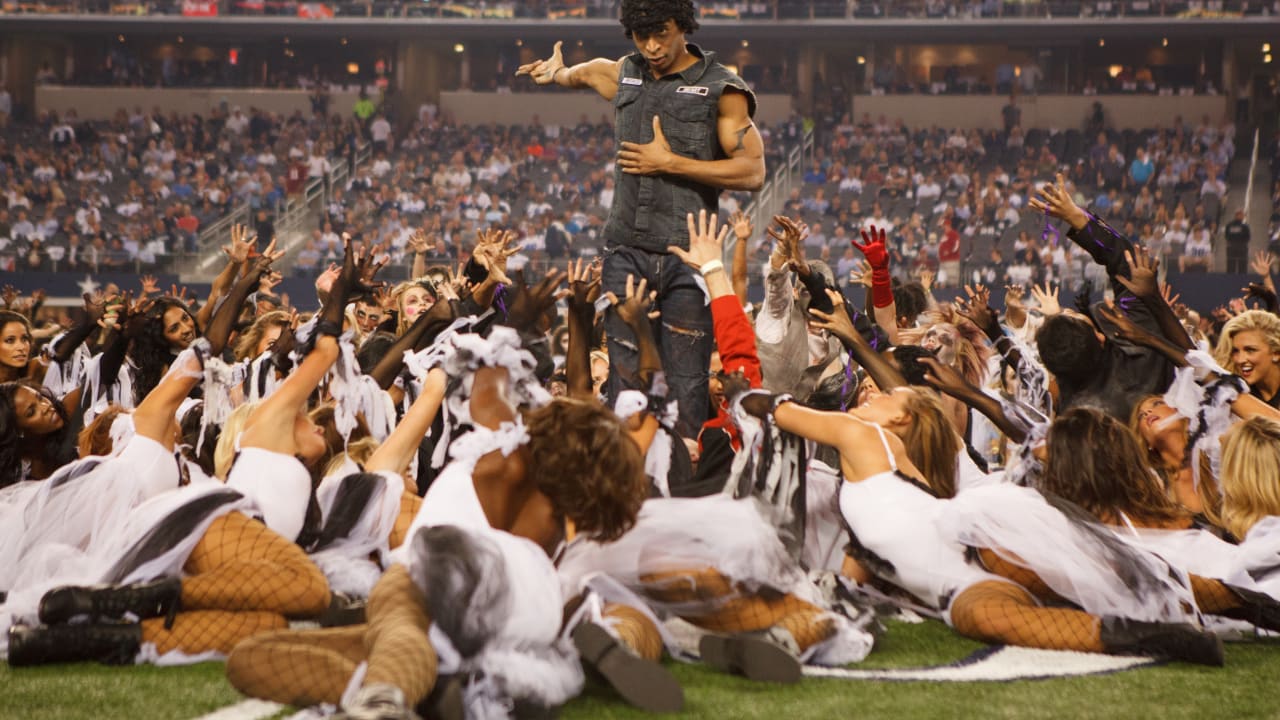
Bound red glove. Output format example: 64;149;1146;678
854;226;894;308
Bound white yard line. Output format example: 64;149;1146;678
192;698;286;720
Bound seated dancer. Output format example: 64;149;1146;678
226;291;652;718
3;249;332;666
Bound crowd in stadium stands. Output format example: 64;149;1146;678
0;103;362;273
0;86;1246;293
4;0;1278;17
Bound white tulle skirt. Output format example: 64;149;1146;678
558;494;804;617
309;470;405;598
936;484;1199;624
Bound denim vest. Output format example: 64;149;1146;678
603;44;756;253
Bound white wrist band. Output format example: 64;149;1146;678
699;259;724;276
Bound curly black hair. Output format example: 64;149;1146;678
889;344;939;387
1036;313;1103;385
620;0;699;38
0;380;75;488
129;298;199;404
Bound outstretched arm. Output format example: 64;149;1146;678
515;41;623;101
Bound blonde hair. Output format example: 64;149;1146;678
322;436;380;478
1220;416;1280;540
388;280;436;335
1214;310;1280;375
896;387;962;498
214;402;259;480
233;310;291;362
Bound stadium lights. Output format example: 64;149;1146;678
1161;38;1167;47
857;56;866;65
1266;54;1274;64
347;62;359;74
340;37;348;45
741;40;749;48
1098;38;1105;47
117;34;125;42
453;43;465;53
516;39;523;46
1264;43;1272;53
177;36;184;43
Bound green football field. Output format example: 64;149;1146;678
5;619;1280;720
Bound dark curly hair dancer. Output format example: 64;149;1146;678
0;380;77;487
619;0;699;38
128;297;200;405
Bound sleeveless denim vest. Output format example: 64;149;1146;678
603;44;756;253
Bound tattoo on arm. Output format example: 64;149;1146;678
732;125;750;152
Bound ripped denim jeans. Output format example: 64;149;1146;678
602;244;714;438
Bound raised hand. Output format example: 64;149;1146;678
223;223;256;264
1228;297;1247;316
473;228;520;285
1159;282;1180;310
407;229;432;255
807;288;859;345
139;274;160;296
315;263;340;299
567;257;602;308
730;210;753;243
848;259;873;288
1243;282;1279;312
83;290;107;321
766;214;808;273
618;116;675;177
853;225;890;270
1116;247;1160;300
919;356;972;399
1026;172;1088;230
503;269;567;332
258;270;283;294
1004;283;1026;311
669;209;730;270
1029;281;1060;316
1;285;16;308
918;268;935;293
1251;250;1274;278
514;40;566;84
1097;300;1154;346
955;284;998;336
606;274;657;329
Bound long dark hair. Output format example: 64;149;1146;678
1040;407;1186;526
0;380;76;488
129;298;199;404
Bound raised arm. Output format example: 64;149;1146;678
198;224;254;331
730;210;752;307
810;288;907;392
565;259;601;400
515;41;623;101
241;239;383;454
368;299;457;390
205;240;284;357
364;367;446;476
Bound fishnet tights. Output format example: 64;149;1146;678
602;603;664;661
183;511;330;616
388;492;422;550
975;548;1063;603
142;610;286;656
226;564;437;708
1189;574;1244;614
949;580;1104;653
639;567;834;652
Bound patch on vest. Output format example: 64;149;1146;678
621;77;643;86
676;85;709;96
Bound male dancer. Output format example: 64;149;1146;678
517;0;765;437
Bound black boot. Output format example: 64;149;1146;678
39;577;181;626
698;627;803;684
8;623;142;667
572;621;684;713
1099;617;1224;667
1218;583;1280;633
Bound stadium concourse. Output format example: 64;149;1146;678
3;1;1280;719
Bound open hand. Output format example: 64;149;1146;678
1116;247;1159;300
606;274;658;329
920;356;972;399
853;225;890;270
1029;281;1060;316
669;210;730;270
515;40;566;84
1027;172;1089;230
807;288;859;346
567;257;602;308
618;116;676;176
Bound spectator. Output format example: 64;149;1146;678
1129;148;1154;187
1225;209;1251;274
353;91;376;125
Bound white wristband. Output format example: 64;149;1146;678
699;259;724;276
